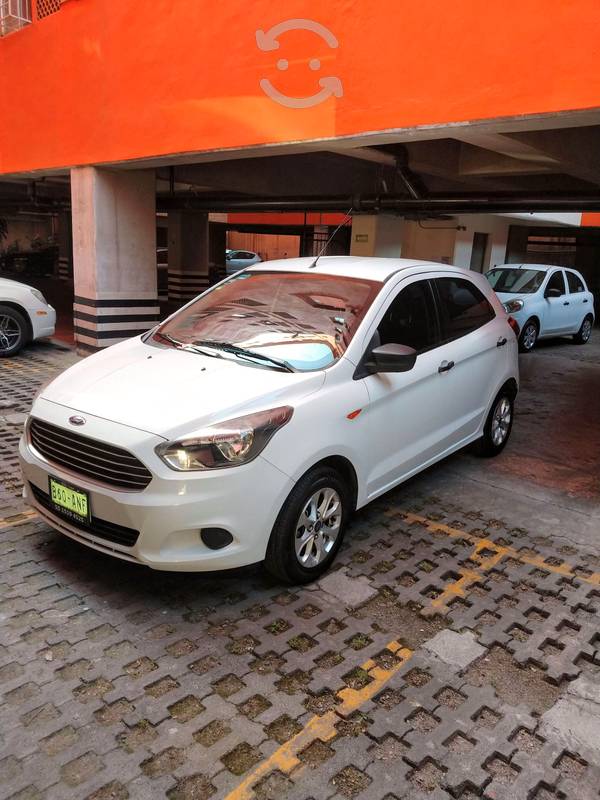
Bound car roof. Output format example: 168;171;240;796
246;255;472;282
493;263;577;273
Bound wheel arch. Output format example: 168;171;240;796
0;301;33;341
499;377;518;400
523;315;540;331
297;455;359;512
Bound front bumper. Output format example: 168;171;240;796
19;405;293;572
31;305;56;340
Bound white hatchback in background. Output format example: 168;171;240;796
20;257;518;584
0;277;56;357
225;250;262;274
486;264;594;352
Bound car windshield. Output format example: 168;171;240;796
153;270;382;371
486;267;546;294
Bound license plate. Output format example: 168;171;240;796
49;477;90;523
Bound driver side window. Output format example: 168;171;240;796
377;280;440;353
546;270;565;295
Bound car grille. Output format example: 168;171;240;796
29;417;152;491
30;482;140;548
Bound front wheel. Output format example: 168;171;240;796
573;316;593;345
519;319;538;352
0;305;28;358
264;465;351;584
477;390;514;457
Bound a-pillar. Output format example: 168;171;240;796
350;214;402;257
71;166;159;352
56;210;73;281
167;211;210;302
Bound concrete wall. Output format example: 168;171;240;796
401;220;457;264
452;215;513;271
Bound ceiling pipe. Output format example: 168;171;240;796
157;193;600;214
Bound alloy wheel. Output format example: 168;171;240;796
582;319;592;342
0;314;21;353
491;396;512;446
522;323;537;350
294;487;342;568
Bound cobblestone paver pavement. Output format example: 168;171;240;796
2;343;600;800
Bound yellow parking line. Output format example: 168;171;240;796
403;511;600;588
0;509;38;531
224;641;412;800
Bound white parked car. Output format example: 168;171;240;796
20;257;518;583
0;277;56;357
226;249;262;274
486;264;594;352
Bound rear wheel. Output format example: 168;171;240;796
264;465;351;584
477;389;514;457
573;316;593;345
519;319;538;352
0;305;28;358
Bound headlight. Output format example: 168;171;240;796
502;298;524;314
156;406;293;471
30;288;48;305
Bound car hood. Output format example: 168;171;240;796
495;291;529;305
0;276;33;293
38;336;325;439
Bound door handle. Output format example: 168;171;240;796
438;360;455;373
497;337;507;347
563;301;570;306
583;299;589;303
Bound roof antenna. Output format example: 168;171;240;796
309;208;353;268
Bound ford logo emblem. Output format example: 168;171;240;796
69;415;86;426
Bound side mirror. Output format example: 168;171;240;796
545;287;562;299
369;343;417;373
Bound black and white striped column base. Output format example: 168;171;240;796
73;296;160;350
58;257;71;281
168;269;210;302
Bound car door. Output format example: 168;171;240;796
541;269;570;334
359;276;461;498
432;275;506;444
565;270;589;332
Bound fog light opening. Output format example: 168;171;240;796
200;527;233;550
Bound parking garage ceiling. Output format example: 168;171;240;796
3;122;600;216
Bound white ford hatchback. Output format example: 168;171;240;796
20;257;518;583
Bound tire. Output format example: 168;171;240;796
477;389;514;457
264;465;352;584
0;305;28;358
518;319;538;353
573;315;593;345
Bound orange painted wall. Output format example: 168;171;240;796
2;0;600;176
581;213;600;226
228;213;349;227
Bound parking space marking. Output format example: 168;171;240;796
404;511;600;590
0;509;37;531
225;640;412;800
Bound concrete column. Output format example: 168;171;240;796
167;211;210;302
57;210;73;281
350;214;402;258
71;166;159;351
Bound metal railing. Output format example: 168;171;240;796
0;0;32;35
35;0;61;20
0;0;65;34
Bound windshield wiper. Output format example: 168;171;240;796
156;331;223;359
193;340;295;373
